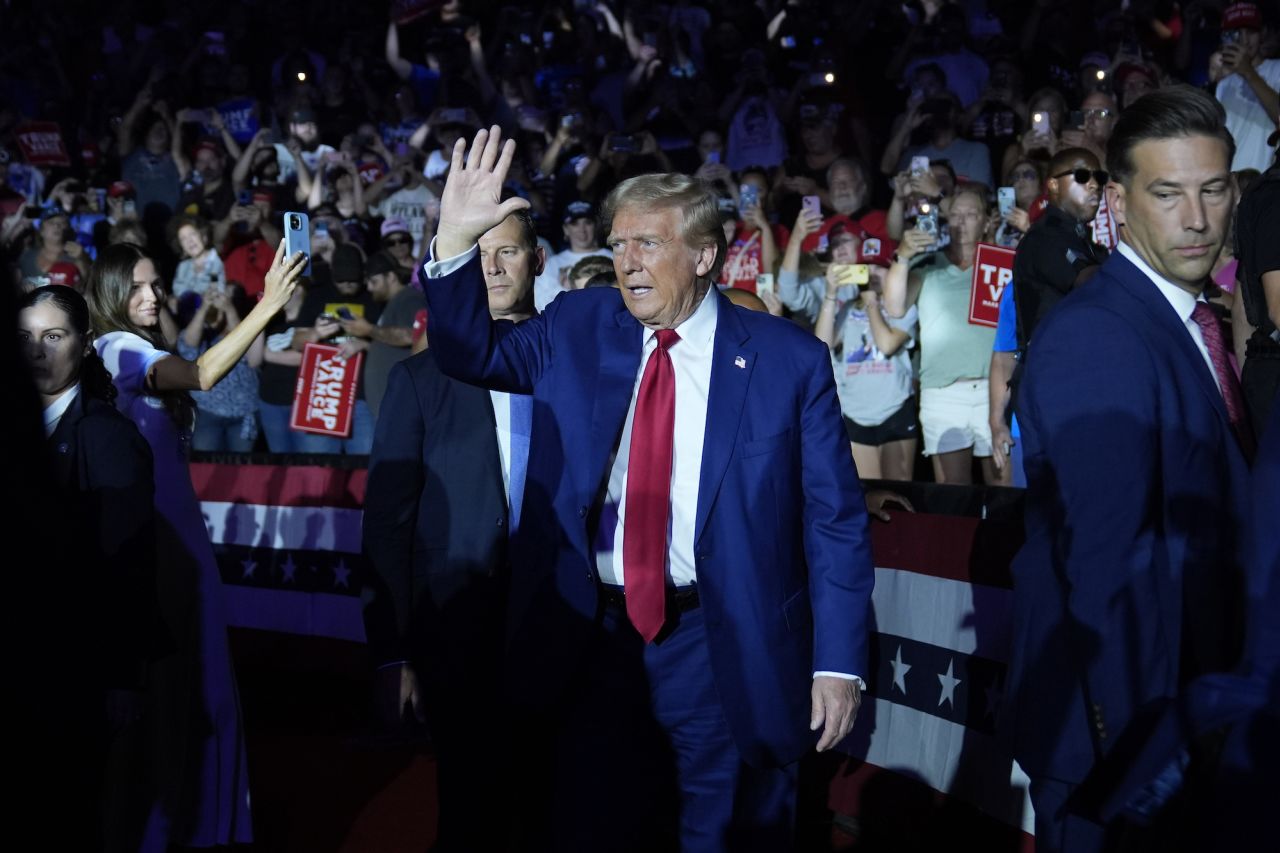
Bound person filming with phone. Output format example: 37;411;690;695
1210;2;1280;173
883;185;1010;485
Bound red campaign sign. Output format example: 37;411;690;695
16;121;71;167
968;242;1016;328
290;343;363;437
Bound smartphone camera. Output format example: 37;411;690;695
290;214;302;231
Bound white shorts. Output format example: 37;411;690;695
920;379;993;457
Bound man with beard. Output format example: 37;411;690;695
272;106;336;195
801;159;888;255
1012;147;1110;354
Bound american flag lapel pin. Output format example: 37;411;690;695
734;356;746;369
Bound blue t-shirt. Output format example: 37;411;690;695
409;65;441;114
992;276;1020;438
993;275;1017;353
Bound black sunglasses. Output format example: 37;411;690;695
1052;168;1109;186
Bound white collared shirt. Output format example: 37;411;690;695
1116;242;1218;391
422;242;521;504
489;389;514;499
425;241;859;683
595;284;718;588
43;383;80;438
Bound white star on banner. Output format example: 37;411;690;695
938;659;961;709
280;554;297;584
241;558;257;580
891;645;912;695
333;559;352;589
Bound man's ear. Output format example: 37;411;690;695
694;243;717;278
533;245;546;277
1107;181;1126;227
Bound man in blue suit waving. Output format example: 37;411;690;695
421;127;873;852
1007;86;1256;852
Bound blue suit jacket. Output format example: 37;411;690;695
1007;250;1253;786
425;254;874;767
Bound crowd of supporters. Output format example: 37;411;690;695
4;0;1278;481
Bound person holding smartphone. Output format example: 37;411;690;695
718;169;788;292
86;241;306;849
882;185;1010;486
812;235;918;481
1211;2;1280;172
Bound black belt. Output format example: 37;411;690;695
599;584;700;613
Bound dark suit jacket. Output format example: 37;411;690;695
425;253;874;768
362;351;510;675
48;390;165;688
1007;250;1253;786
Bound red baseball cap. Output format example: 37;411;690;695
858;234;898;267
1222;3;1261;30
107;180;135;199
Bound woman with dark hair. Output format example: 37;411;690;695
85;241;305;850
17;285;167;847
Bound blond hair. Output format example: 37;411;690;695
601;173;726;281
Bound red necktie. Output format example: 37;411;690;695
1190;302;1254;456
624;329;680;642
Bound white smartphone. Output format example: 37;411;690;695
755;273;775;296
998;187;1016;218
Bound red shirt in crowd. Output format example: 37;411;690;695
719;221;791;292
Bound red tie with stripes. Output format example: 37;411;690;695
1190;302;1254;455
624;329;680;643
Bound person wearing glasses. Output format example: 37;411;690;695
1011;147;1110;356
1062;91;1122;250
380;216;419;279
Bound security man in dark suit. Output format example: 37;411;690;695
362;209;544;853
1013;147;1111;352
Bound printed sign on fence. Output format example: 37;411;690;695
969;242;1016;328
290;343;363;437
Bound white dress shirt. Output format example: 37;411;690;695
594;284;717;588
1116;242;1218;391
43;383;80;437
424;241;521;501
425;241;858;683
489;389;514;500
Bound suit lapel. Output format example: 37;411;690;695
586;307;643;494
1108;253;1232;428
695;293;754;545
46;391;85;488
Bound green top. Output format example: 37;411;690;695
915;258;996;389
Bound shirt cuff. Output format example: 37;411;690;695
814;671;867;690
377;660;410;671
423;236;478;279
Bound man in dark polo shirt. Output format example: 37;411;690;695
1013;147;1111;351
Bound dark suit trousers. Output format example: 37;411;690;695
414;573;511;853
550;603;797;853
